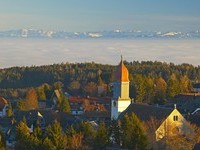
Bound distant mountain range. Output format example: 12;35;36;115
0;29;200;39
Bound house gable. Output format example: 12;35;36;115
119;103;192;142
156;109;192;141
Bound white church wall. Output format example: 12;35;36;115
118;100;131;114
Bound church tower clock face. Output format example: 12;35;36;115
111;56;131;119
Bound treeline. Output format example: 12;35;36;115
0;61;200;103
14;113;148;150
5;113;200;150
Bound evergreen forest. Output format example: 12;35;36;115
0;61;200;104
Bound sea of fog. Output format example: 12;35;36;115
0;38;200;68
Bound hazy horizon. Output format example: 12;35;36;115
0;38;199;68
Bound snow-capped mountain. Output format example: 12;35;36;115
0;29;199;39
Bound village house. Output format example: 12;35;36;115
119;103;192;141
188;108;200;127
168;93;200;115
14;109;76;130
80;111;110;124
50;89;63;109
193;83;200;93
0;96;8;117
4;109;77;149
69;96;110;115
50;89;110;116
68;97;84;115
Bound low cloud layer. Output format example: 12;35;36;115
0;39;200;68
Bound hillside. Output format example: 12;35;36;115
0;61;200;104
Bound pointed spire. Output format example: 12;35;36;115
114;55;129;82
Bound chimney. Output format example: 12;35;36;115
174;104;177;109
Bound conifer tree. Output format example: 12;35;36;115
121;113;148;150
15;120;40;150
144;77;155;103
59;95;71;113
33;123;43;140
37;85;47;100
0;130;5;150
179;75;191;93
69;133;84;150
43;83;52;99
154;77;167;104
94;122;109;150
41;137;56;150
78;121;96;147
167;74;180;98
7;102;13;117
16;120;30;141
27;135;40;150
109;119;121;146
17;99;25;110
46;120;67;150
132;74;146;102
65;125;77;137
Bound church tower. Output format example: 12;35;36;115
111;56;131;119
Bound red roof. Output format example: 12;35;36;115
114;59;129;82
69;96;111;104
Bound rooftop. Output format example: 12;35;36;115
0;96;8;110
119;103;173;124
114;57;129;82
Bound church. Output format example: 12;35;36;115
112;57;193;142
111;56;131;119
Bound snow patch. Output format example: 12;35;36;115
42;31;54;37
21;29;28;38
114;29;121;33
88;33;102;38
157;31;162;35
74;32;79;35
161;32;179;37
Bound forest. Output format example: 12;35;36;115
1;112;199;150
0;61;200;104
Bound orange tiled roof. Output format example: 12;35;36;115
114;58;129;82
69;96;111;104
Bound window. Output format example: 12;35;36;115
173;115;178;121
113;101;116;107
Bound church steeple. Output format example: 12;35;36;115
111;56;131;119
114;56;129;82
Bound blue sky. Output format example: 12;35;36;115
0;0;200;31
